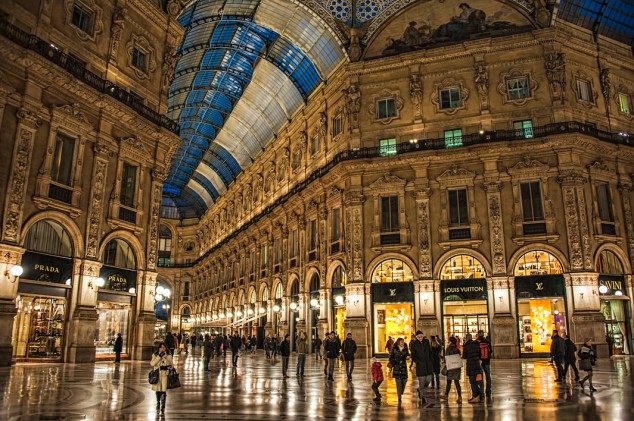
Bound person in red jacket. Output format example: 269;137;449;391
371;357;384;402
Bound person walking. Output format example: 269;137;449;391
563;333;580;382
280;334;291;378
165;332;175;355
272;334;280;359
230;332;242;367
342;333;357;381
550;330;566;382
113;333;123;363
389;337;409;403
150;342;173;415
440;336;462;404
463;333;484;403
250;335;257;355
223;335;229;358
578;339;597;392
324;331;341;381
314;334;323;360
371;357;384;402
264;335;271;359
477;330;493;400
385;336;395;353
203;334;213;371
430;335;442;389
410;331;434;404
296;331;308;376
173;334;179;355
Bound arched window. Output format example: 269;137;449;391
514;251;563;277
275;283;283;299
249;290;257;304
262;286;269;302
596;250;623;275
309;273;321;292
158;224;172;267
332;266;347;288
24;220;73;257
103;239;136;269
440;255;485;280
372;258;414;283
290;279;300;297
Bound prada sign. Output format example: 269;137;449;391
515;275;565;298
21;252;73;285
99;266;137;292
372;282;414;303
598;275;627;296
441;279;487;301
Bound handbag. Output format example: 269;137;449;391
445;353;462;370
148;368;159;385
441;363;448;376
167;368;181;389
579;358;592;371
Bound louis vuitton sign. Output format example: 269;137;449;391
441;279;487;301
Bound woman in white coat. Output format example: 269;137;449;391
151;342;173;415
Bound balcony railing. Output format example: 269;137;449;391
0;18;179;134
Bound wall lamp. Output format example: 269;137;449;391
88;277;105;291
578;286;586;299
5;265;23;283
289;302;298;311
273;304;281;313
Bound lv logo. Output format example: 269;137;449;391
389;289;397;296
536;282;544;291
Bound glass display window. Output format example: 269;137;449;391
371;258;414;283
440;255;485;280
19;297;66;358
601;300;630;355
442;301;488;345
335;307;347;340
95;302;130;354
518;298;566;354
374;304;414;354
514;251;563;277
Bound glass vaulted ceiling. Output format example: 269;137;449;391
163;0;346;219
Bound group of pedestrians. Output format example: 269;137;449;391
551;329;597;391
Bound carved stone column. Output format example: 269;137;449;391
415;189;433;279
491;277;517;358
569;274;608;357
415;280;439;337
2;109;41;244
85;143;112;259
343;282;369;358
558;171;592;271
344;192;364;283
133;271;157;360
0;244;24;366
317;288;330;339
67;259;102;363
146;171;166;271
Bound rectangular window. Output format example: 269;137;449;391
576;80;592;102
131;47;148;73
120;162;137;208
290;229;298;259
274;238;281;265
331;208;341;242
250;251;256;274
439;88;461;109
513;120;533;138
448;189;469;226
507;77;530;100
619;93;631;115
332;114;343;137
309;219;317;251
379;138;397;156
311;134;320;156
444;129;462;148
377;98;397;119
596;183;614;222
71;3;93;34
520;181;544;222
261;245;268;268
183;282;190;300
380;196;399;233
51;133;75;186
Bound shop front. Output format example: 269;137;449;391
514;250;566;357
331;265;347;341
95;266;136;355
372;282;415;355
440;255;488;345
599;275;630;355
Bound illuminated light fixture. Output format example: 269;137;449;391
334;295;344;306
479;130;484;134
156;286;165;295
311;298;320;307
236;311;243;317
247;308;254;315
554;310;559;315
290;302;298;310
259;307;266;314
128;287;136;294
578;286;586;299
227;312;233;318
95;277;105;287
65;279;72;286
219;313;225;319
10;265;24;277
295;317;300;322
155;294;164;302
615;290;623;296
34;305;41;311
212;314;218;320
273;304;281;313
599;285;608;294
163;289;171;298
409;139;418;144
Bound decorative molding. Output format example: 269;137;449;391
571;69;598;109
64;0;104;42
85;158;108;258
545;52;566;103
368;173;407;192
474;63;489;111
496;68;539;106
367;88;404;125
126;33;157;80
430;78;469;115
409;73;423;121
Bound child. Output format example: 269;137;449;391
371;357;384;402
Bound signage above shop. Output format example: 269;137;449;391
99;266;137;292
441;279;487;301
21;252;73;285
515;275;565;298
372;282;414;303
598;275;627;297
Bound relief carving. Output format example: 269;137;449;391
416;197;432;278
474;63;489;110
342;83;361;131
545;52;566;103
563;187;583;270
409;73;423;121
85;159;107;258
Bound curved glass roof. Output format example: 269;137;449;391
163;0;346;219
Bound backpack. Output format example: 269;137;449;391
479;340;490;360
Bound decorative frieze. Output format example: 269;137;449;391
415;190;432;279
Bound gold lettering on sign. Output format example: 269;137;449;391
34;264;60;273
599;279;623;291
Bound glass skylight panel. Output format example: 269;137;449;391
195;163;228;195
174;50;205;74
200;108;225;126
181;188;207;213
213;128;256;167
210;144;242;174
187;178;215;207
192;173;220;200
183;24;214;50
223;0;259;16
200;50;226;69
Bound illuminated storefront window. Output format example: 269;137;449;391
371;258;414;283
440;254;485;280
95;303;130;354
597;250;630;355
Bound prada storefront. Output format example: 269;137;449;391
371;258;415;355
440;255;489;344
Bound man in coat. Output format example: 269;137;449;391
230;332;242;367
342;333;357;381
113;333;123;363
410;330;434;403
164;332;175;355
550;330;566;382
477;330;493;399
463;333;484;403
203;334;213;371
324;331;341;381
280;334;291;378
563;333;580;381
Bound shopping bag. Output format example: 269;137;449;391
167;368;181;389
441;363;448;376
445;354;462;370
148;368;159;385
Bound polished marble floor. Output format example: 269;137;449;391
1;349;632;420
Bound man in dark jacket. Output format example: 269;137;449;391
113;333;123;363
563;333;579;381
280;334;291;378
342;333;357;381
230;332;242;367
324;331;341;381
410;330;434;403
550;330;566;382
165;332;175;355
214;334;223;357
463;333;484;403
477;330;493;399
203;334;213;371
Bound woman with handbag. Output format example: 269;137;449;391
389;337;409;403
578;339;597;392
440;336;462;403
150;342;173;415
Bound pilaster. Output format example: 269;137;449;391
0;245;24;366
